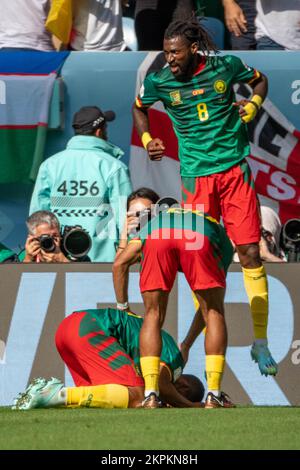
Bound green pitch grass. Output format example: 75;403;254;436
0;407;300;450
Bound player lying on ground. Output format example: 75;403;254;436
113;188;235;408
12;308;204;410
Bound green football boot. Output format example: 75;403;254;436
12;377;63;410
251;343;278;376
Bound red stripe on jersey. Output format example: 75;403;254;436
193;56;206;76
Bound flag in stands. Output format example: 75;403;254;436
46;0;73;45
0;52;69;184
130;52;300;223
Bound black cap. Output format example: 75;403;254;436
72;106;115;132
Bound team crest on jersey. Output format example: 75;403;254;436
170;90;183;105
214;79;227;94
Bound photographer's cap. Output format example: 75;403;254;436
72;106;115;132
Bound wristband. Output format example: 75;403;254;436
141;132;153;149
242;95;263;124
117;301;129;311
251;94;263;109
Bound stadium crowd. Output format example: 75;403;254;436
0;1;299;52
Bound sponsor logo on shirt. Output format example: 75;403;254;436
192;88;205;96
170;90;183;105
214;79;227;94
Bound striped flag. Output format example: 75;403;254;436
130;52;300;223
0;51;69;183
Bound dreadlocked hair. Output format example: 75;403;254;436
164;18;219;56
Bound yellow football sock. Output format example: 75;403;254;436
66;384;129;408
243;266;268;340
192;291;199;311
206;355;225;392
140;356;160;395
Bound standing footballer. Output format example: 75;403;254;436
132;19;277;377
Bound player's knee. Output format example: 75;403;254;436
144;308;162;325
237;243;261;267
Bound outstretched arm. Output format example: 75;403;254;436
180;307;206;365
112;241;142;306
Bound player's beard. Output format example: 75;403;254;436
171;55;198;82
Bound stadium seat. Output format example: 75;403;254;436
199;17;225;50
122;17;138;51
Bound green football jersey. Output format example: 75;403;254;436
79;308;184;382
130;208;233;274
136;54;260;177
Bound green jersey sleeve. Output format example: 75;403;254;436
136;72;160;108
227;55;261;85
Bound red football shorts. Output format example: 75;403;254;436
55;311;144;387
181;160;261;245
139;229;226;293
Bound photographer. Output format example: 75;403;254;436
233;206;286;263
259;206;286;263
116;188;160;255
22;211;70;263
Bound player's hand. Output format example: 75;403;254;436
259;236;273;261
233;99;258;123
40;250;69;263
223;0;247;37
146;138;165;161
126;211;140;235
39;237;69;263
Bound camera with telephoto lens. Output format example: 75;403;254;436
281;218;300;262
37;226;92;259
61;225;92;259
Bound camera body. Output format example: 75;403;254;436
37;234;56;253
135;208;152;232
36;226;92;259
281;218;300;262
132;197;180;234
